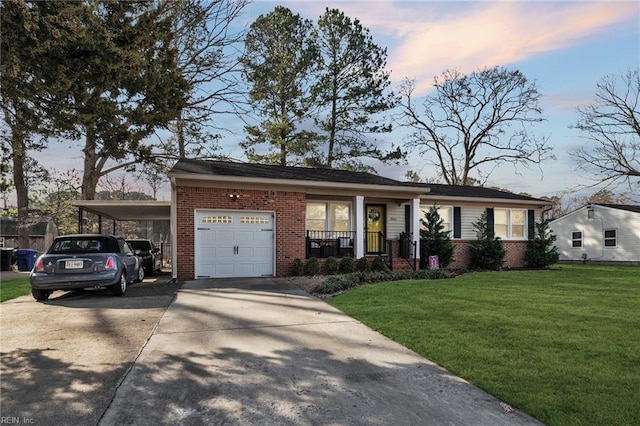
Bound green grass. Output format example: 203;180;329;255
327;264;640;426
1;277;32;302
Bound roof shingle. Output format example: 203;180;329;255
170;159;548;202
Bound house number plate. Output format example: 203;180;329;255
65;260;84;269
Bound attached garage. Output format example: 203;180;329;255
194;210;275;278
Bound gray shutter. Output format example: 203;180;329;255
528;210;535;239
486;208;494;232
453;207;461;239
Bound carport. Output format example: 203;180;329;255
71;200;174;277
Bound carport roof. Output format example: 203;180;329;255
71;200;171;221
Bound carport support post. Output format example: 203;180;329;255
411;198;421;265
355;196;365;258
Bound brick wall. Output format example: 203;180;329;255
449;240;528;270
175;185;306;280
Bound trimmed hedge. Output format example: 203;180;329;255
311;268;450;295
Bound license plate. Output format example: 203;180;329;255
65;260;84;269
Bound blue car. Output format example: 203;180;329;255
30;234;144;301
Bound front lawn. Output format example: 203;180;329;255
0;277;31;302
327;264;640;426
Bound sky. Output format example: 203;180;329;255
19;0;640;203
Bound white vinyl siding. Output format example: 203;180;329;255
550;205;640;262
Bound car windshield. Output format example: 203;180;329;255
50;238;110;254
128;241;151;251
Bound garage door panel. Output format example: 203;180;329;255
195;210;274;278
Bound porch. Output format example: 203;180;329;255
305;230;418;270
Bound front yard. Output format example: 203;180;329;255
327;264;639;426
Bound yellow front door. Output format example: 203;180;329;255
366;205;385;253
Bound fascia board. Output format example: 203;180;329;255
421;195;551;207
170;173;429;196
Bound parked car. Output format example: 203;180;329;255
126;239;162;276
30;234;144;301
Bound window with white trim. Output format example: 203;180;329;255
494;209;527;239
306;202;351;231
571;231;583;248
420;206;452;236
604;229;617;247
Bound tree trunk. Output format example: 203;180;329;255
81;126;100;200
11;131;30;248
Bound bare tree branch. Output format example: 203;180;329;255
398;67;553;185
572;68;640;193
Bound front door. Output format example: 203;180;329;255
366;204;386;253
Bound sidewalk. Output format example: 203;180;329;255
0;269;31;282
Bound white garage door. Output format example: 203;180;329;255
194;210;274;278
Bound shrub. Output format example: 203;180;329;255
524;217;560;268
370;256;388;272
290;258;304;276
420;205;455;269
313;275;353;294
321;256;339;275
304;257;320;275
355;257;370;272
339;257;356;274
311;268;452;295
469;210;505;270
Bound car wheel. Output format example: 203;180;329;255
135;265;144;283
32;289;51;301
112;271;127;296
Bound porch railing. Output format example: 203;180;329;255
399;232;418;270
306;231;355;259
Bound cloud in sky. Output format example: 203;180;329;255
320;1;638;94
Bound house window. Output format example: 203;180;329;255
306;202;351;232
571;231;583;248
420;206;452;236
240;216;269;225
604;229;617;247
202;215;232;224
494;209;527;239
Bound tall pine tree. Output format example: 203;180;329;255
240;6;318;166
309;8;400;171
469;210;505;270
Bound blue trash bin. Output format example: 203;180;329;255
16;249;38;271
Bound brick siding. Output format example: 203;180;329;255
449;240;528;270
175;185;306;281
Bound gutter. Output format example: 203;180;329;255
168;172;430;196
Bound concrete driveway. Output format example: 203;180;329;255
0;273;180;425
99;278;542;426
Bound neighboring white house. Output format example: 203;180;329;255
550;204;640;264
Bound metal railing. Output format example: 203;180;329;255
306;231;355;258
399;232;418;270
